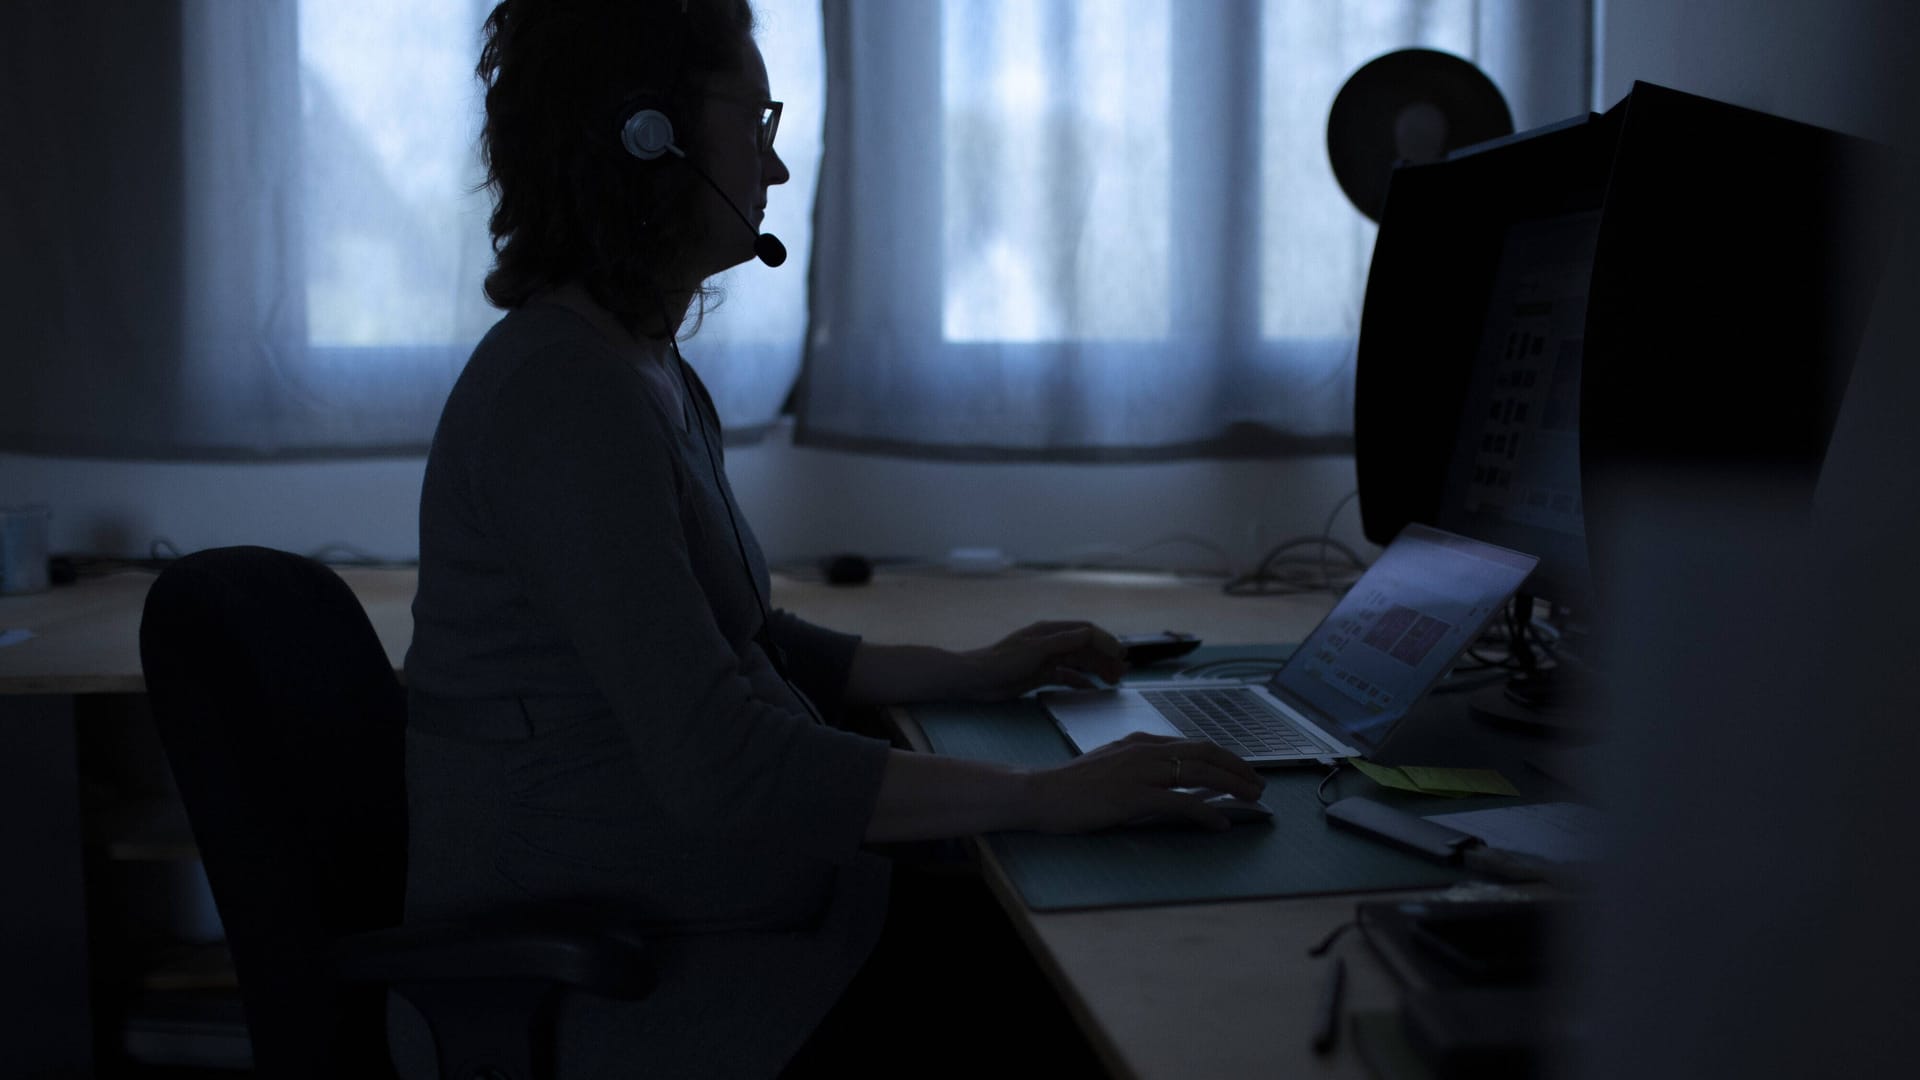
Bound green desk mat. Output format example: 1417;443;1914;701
912;644;1490;912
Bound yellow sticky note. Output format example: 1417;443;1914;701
1347;759;1425;794
1347;759;1519;797
1400;766;1520;797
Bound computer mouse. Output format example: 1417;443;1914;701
822;553;873;585
1130;790;1274;829
1203;792;1276;824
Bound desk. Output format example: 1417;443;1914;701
788;570;1467;1079
2;566;1431;1078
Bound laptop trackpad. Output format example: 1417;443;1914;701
1044;690;1184;752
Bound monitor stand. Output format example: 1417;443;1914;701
1466;664;1602;737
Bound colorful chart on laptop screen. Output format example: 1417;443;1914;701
1275;524;1536;751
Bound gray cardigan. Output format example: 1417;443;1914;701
397;304;893;1078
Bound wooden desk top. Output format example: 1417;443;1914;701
0;568;420;695
0;564;1328;695
766;566;1334;650
890;703;1398;1080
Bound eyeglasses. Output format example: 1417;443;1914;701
752;100;781;154
708;94;782;154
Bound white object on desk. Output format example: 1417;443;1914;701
945;547;1013;574
1424;801;1604;864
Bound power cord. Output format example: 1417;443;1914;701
305;542;416;568
1315;760;1346;806
1451;606;1561;674
1223;490;1370;597
1170;657;1289;682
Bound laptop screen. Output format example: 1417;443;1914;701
1269;523;1538;755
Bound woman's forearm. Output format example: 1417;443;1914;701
864;748;1033;843
843;642;972;706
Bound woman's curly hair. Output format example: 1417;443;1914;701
475;0;756;336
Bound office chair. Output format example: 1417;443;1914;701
139;546;656;1080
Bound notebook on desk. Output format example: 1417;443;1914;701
1041;524;1538;765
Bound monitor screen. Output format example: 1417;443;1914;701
1433;209;1603;608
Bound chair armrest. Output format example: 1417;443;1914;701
333;915;656;1000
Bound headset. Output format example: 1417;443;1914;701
617;101;787;268
613;78;822;725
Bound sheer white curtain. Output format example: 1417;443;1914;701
0;0;823;458
799;0;1590;460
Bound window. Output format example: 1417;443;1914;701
935;0;1474;346
298;0;494;349
942;0;1171;343
803;0;1525;459
1261;0;1472;339
290;0;822;435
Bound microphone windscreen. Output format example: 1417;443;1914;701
755;233;788;268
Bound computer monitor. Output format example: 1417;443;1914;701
1356;81;1899;620
1354;110;1611;621
1431;209;1603;612
1354;81;1901;721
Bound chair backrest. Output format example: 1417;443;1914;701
140;546;407;1078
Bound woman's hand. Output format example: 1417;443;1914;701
951;620;1130;702
1019;732;1266;833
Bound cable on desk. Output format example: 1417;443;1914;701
1431;667;1516;695
1316;490;1363;593
1221;537;1367;597
304;541;417;568
1307;918;1358;957
1315;760;1346;806
1451;610;1563;673
1170;657;1289;681
1223;489;1372;598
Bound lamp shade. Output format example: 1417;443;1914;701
1328;48;1514;222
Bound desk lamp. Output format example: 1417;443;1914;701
1327;48;1514;224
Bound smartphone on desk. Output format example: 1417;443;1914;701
1118;632;1202;668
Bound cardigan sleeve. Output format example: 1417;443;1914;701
762;609;863;717
472;345;890;864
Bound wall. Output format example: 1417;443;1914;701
0;433;1371;577
1596;0;1912;141
1593;0;1917;522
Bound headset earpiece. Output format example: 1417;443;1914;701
614;96;786;267
621;108;679;161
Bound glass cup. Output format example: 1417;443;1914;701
0;504;52;595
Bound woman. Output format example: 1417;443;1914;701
398;1;1263;1075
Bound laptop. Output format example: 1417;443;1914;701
1042;523;1539;765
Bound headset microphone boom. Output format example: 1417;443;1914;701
620;107;787;267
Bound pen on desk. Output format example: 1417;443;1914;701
1312;955;1346;1054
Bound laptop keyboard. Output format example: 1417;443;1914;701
1139;688;1332;759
